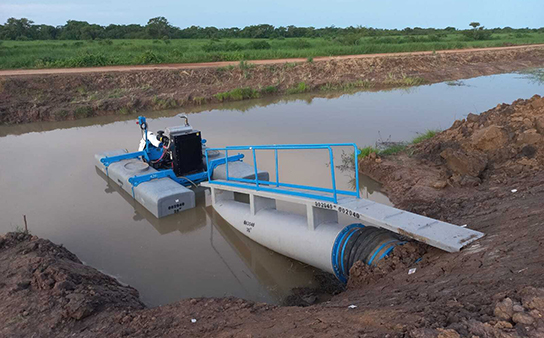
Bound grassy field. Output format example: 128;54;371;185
1;33;544;69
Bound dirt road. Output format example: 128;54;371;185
1;44;544;77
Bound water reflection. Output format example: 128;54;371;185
95;167;318;304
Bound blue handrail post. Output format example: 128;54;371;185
275;148;279;187
353;144;360;199
328;146;338;204
252;148;259;189
205;149;211;182
225;149;229;181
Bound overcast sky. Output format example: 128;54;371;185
1;0;542;29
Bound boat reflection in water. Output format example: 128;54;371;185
96;168;320;304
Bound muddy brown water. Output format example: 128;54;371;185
0;72;542;307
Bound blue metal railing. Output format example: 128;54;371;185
205;143;360;204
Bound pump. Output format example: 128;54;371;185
136;115;205;176
95;114;268;218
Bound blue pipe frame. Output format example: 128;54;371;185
205;143;361;204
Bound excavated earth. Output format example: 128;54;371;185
1;46;544;125
2;96;544;337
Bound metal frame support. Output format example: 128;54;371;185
100;151;147;168
307;204;338;230
250;194;276;215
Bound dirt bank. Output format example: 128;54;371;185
3;97;544;337
356;95;544;336
1;46;544;125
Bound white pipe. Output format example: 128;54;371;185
213;198;344;273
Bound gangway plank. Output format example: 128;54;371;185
202;179;484;253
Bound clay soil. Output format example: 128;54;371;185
2;96;544;337
1;45;544;125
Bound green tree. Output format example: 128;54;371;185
1;17;34;40
146;17;171;39
465;22;492;40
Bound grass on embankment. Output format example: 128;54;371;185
358;129;440;159
1;32;544;69
208;59;426;104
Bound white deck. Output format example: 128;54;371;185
201;180;484;252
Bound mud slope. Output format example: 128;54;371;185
357;95;544;337
1;46;544;125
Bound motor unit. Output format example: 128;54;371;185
166;126;205;177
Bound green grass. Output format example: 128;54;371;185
358;129;442;159
73;105;93;118
260;85;278;94
1;32;544;69
319;80;374;91
358;146;380;159
384;73;426;86
214;87;260;102
379;144;408;156
411;129;440;144
286;82;309;94
151;96;178;109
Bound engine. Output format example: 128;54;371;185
137;115;205;177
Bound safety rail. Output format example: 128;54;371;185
205;143;360;204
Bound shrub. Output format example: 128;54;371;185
239;60;254;70
337;34;362;46
170;48;184;57
202;40;243;52
214;87;260;101
74;106;93;119
192;97;206;105
286;82;308;94
98;39;113;45
137;50;163;64
261;85;278;94
54;110;69;119
119;107;131;115
462;27;493;40
216;65;235;72
61;53;110;67
246;40;271;50
288;39;312;49
34;56;56;68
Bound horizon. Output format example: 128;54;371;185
1;0;543;30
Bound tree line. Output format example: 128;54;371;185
1;17;542;41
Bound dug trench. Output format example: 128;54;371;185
1;46;544;125
2;96;544;337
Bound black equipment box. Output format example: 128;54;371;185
172;131;204;176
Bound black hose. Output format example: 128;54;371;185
332;224;401;283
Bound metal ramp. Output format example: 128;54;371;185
202;143;484;252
